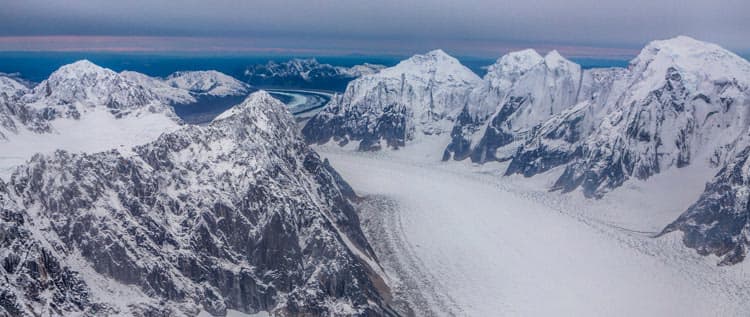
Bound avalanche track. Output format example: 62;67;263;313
316;144;750;317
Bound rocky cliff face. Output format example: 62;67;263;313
503;67;629;176
444;49;582;161
552;36;750;198
303;50;481;151
661;143;750;266
0;91;397;316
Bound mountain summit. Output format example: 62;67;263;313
0;91;397;316
302;49;481;150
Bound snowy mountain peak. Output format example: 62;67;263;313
544;49;578;70
303;49;480;150
425;48;451;59
485;48;580;82
48;59;115;80
631;36;750;89
26;59;172;118
380;49;481;84
213;90;283;124
486;49;544;78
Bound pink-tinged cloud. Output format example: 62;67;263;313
0;35;639;59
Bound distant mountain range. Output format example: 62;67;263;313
245;58;385;91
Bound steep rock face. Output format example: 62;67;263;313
444;50;582;161
504;67;629;176
303;50;481;151
245;58;384;90
553;36;750;198
0;92;396;316
661;143;750;266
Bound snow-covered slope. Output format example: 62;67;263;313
165;70;250;98
444;49;583;161
553;36;750;198
316;145;750;316
120;70;197;104
24;60;175;119
245;58;384;90
303;50;481;150
0;60;181;178
0;91;397;316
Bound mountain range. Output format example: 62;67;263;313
2;34;749;317
302;36;750;266
0;90;397;316
245;58;385;91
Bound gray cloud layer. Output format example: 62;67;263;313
2;0;748;52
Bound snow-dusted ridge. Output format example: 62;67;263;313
0;60;185;178
0;61;256;178
245;58;385;90
0;91;398;316
121;69;250;104
165;70;250;98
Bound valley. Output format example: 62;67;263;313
316;141;750;316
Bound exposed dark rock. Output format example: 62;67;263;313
661;146;750;266
0;92;398;316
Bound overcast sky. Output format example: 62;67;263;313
1;0;748;57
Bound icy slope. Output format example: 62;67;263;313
303;50;481;150
0;92;396;316
317;145;750;316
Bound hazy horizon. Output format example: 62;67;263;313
1;0;747;58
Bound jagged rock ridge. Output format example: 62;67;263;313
245;58;384;90
0;91;397;316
